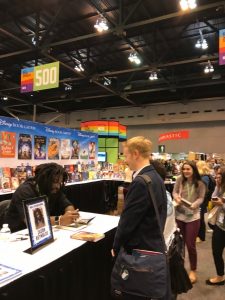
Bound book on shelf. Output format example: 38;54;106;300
70;231;105;242
0;263;22;284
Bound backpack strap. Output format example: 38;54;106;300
137;174;167;255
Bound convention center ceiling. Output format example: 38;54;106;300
0;0;225;118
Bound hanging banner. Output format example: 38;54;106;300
21;62;59;93
0;116;98;167
159;130;189;142
81;120;126;139
219;29;225;65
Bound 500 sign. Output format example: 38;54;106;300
34;62;59;91
21;62;59;93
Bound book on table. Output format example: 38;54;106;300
181;198;192;207
0;264;22;284
70;231;105;242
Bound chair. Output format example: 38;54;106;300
0;199;11;227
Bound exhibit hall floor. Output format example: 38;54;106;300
178;230;225;300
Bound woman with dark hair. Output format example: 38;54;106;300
173;161;206;284
206;167;225;285
4;163;80;233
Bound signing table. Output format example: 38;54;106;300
0;212;119;300
0;179;123;213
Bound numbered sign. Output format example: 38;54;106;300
21;62;59;93
34;62;59;91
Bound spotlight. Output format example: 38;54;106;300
31;36;41;45
149;71;158;81
64;83;72;91
74;64;84;72
94;16;109;32
103;77;111;86
204;61;214;74
195;30;208;50
128;52;141;65
180;0;197;11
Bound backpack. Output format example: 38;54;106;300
202;175;216;206
207;175;216;198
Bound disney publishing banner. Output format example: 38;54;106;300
0;116;98;168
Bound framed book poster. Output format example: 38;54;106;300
22;196;54;253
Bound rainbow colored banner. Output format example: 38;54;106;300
119;124;127;140
81;120;127;139
81;121;108;135
108;121;119;136
21;67;34;93
219;29;225;65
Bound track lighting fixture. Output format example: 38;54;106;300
204;61;214;73
149;71;158;81
94;16;109;32
128;52;141;65
180;0;197;11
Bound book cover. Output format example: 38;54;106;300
2;177;11;191
0;131;16;158
2;167;11;178
0;264;22;284
70;231;105;242
10;167;18;177
61;139;71;159
18;133;32;159
11;177;19;190
79;143;89;160
34;135;46;159
17;165;27;184
48;138;60;160
71;140;79;159
88;141;96;159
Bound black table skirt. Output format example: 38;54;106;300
0;229;116;300
0;180;123;214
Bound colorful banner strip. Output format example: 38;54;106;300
159;130;189;142
81;121;127;139
219;29;225;65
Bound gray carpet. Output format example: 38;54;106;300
177;229;225;300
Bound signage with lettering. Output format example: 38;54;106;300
158;130;189;142
21;62;59;93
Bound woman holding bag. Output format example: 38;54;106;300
206;168;225;285
173;161;206;284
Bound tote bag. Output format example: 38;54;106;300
111;247;167;299
208;206;219;226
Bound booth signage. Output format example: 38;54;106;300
159;130;189;142
158;145;165;153
219;29;225;65
21;62;59;93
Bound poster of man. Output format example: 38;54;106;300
33;207;45;229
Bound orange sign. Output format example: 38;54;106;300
159;130;189;142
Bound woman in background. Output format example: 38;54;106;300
173;161;205;284
206;167;225;285
196;160;215;242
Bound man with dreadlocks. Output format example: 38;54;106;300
4;163;79;233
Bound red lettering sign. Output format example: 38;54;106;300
158;130;189;142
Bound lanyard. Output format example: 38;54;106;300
186;182;194;201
